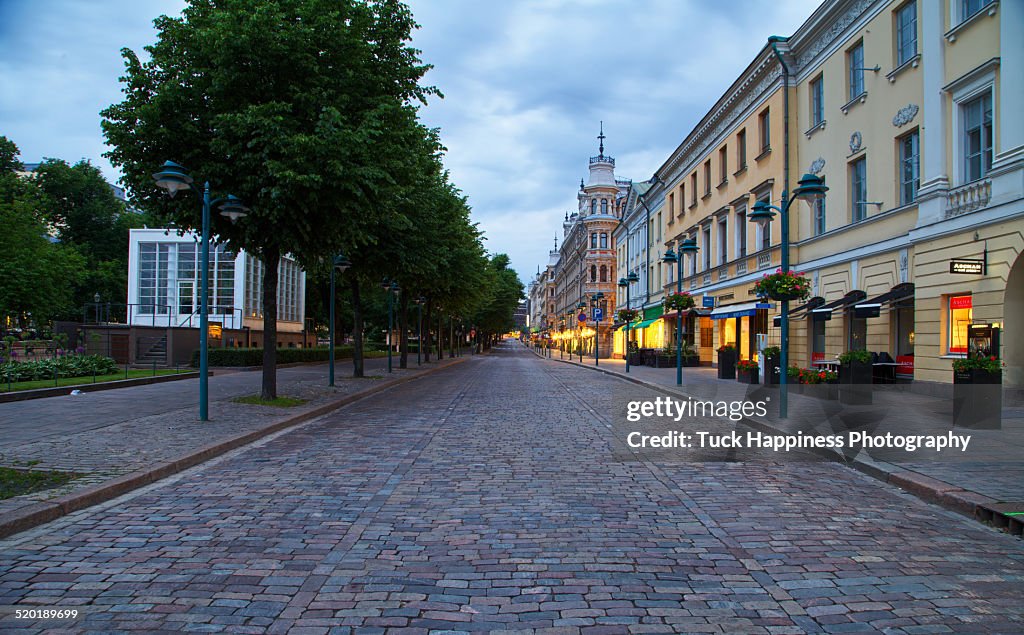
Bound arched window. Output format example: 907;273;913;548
601;199;608;214
590;199;597;214
600;265;608;282
591;265;597;282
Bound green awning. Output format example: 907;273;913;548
634;318;658;329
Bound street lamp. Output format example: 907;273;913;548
381;280;400;373
328;253;351;387
590;292;604;366
576;301;586;362
748;172;828;418
153;161;248;421
663;237;699;386
414;296;425;366
618;271;639;373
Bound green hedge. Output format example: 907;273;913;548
0;354;119;382
192;346;387;367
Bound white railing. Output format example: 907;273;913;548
689;279;697;291
946;179;991;218
702;272;711;286
757;252;772;270
718;269;728;281
736;260;748;275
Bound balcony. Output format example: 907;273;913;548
757;252;772;270
946;179;991;218
736;259;748;275
589;154;615;165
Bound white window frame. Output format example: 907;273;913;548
949;69;996;187
895;1;918;67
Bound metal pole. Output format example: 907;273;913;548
329;265;335;386
780;191;791;419
387;286;393;373
594;314;599;367
676;259;683;386
417;303;422;366
625;284;631;373
199;183;211;421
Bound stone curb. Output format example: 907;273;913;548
531;347;1001;524
0;358;468;539
0;372;201;404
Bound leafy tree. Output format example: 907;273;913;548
102;0;436;398
471;253;525;349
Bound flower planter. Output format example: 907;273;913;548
839;360;872;405
737;369;759;384
627;351;644;366
768;291;804;302
953;369;1001;429
764;355;780;384
717;349;736;379
652;353;676;368
682;355;701;367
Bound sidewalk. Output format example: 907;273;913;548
0;354;467;537
533;345;1024;529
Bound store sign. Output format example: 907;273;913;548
949;259;985;274
949;295;973;310
702;295;715;308
208;322;223;340
896;355;914;375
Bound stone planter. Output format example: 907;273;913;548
717;349;736;379
953;369;1002;429
651;353;675;368
839;360;872;405
736;368;759;384
627;351;644;366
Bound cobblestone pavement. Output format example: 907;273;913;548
1;342;1022;633
0;357;453;519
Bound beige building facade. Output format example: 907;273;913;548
656;0;1023;388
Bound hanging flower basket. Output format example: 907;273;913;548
753;269;811;302
663;292;696;312
616;308;640;323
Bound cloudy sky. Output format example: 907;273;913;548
0;0;820;284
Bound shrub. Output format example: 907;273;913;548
952;356;1003;373
0;354;119;383
838;349;872;365
736;359;759;372
762;346;781;358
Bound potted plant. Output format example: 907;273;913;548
786;365;803;394
736;359;759;384
654;345;676;368
663;291;696;312
681;341;701;367
627;341;643;366
803;367;838;400
753;269;812;302
762;346;781;384
616;308;640;323
838;349;873;404
952;356;1003;429
717;344;737;379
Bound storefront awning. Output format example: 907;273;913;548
855;283;914;310
642;305;664;320
709;302;772;320
663;307;711;319
634;318;659;329
810;290;867;321
773;296;825;327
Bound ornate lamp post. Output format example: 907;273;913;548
153;161;248;421
414;296;425;366
618;271;639;373
590;291;604;366
662;237;699;385
576;301;586;362
381;280;401;373
747;172;828;418
328;254;351;386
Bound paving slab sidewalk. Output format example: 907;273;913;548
0;354;469;537
531;344;1024;524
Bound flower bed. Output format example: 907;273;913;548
0;354;119;383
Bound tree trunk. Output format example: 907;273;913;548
260;245;280;400
423;300;433;363
350;276;364;378
438;312;444;361
398;292;410;369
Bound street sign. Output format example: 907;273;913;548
702;295;715;308
592;307;603;321
577;312;587;323
949;259;985;274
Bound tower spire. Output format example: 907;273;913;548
554;234;558;250
597;121;605;157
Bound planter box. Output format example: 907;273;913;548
651;354;675;368
839;360;872;405
737;369;759;384
682;355;701;367
627;352;644;366
953;369;1002;429
717;349;736;379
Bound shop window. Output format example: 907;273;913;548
812;317;826;358
848;309;867;351
947;294;972;353
895;301;915;356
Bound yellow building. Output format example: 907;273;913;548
657;0;1023;389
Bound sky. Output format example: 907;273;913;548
0;0;822;286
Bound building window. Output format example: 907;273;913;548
591;265;597;282
600;265;608;282
898;129;920;205
600;232;608;248
947;294;972;353
811;196;826;236
960;0;994;23
895;1;917;66
735;206;747;258
718;146;727;183
758;109;770;153
678;185;685;214
963;91;993;182
737;129;747;169
668;192;675;217
848;41;865;100
850;156;867;222
702;226;711;271
590;232;597;249
690;174;697;206
810;75;824;126
811;318;826;358
703;160;712;196
590;199;596;214
894;299;915;357
601;198;608;214
717;217;728;265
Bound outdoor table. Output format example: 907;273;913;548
872;362;899;384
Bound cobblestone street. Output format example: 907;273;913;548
1;342;1022;634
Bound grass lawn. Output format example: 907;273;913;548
233;395;308;407
0;464;79;500
0;369;188;393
